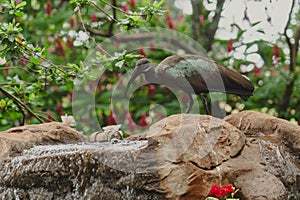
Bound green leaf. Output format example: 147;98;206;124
115;60;124;68
131;13;140;22
237;30;246;39
15;1;27;9
154;0;164;8
0;99;6;108
14;11;24;17
252;21;261;27
29;93;35;102
257;29;265;34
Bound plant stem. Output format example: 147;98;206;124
0;86;45;123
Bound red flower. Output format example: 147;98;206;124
108;111;117;125
209;184;235;198
122;3;128;12
227;39;234;53
46;0;52;16
56;102;64;116
66;36;73;48
148;84;157;96
126;112;136;131
68;92;73;101
253;66;262;77
49;44;55;53
55;38;66;57
177;12;185;23
223;184;235;193
90;13;98;22
129;0;136;7
138;47;146;56
166;14;174;29
199;15;205;24
271;45;281;58
139;112;148;127
69;17;75;29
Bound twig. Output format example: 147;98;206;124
283;0;295;58
0;86;45;123
108;0;117;36
279;0;297;114
294;25;300;55
89;1;117;22
87;27;111;37
206;0;225;51
76;4;112;57
98;0;146;17
0;82;44;86
18;44;67;75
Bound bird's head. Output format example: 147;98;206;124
124;58;152;97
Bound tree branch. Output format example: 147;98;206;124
279;0;297;115
191;0;202;45
283;0;295;56
90;1;117;22
0;87;45;123
294;25;300;56
108;0;117;36
190;0;225;52
206;0;225;52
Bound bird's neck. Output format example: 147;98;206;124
144;68;157;83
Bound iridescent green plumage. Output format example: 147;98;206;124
125;54;254;114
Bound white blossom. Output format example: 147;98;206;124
0;57;7;65
61;114;76;126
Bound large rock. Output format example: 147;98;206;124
0;122;88;158
225;110;300;199
0;113;299;199
225;110;300;160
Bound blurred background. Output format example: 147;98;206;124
0;0;299;134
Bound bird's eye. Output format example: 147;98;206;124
137;60;149;66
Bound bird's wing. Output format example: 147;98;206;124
156;54;254;97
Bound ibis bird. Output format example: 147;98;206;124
124;54;254;114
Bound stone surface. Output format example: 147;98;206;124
143;114;246;169
225;110;300;199
0;113;299;199
0;122;88;159
90;125;123;142
225;110;300;160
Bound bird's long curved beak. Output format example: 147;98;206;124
124;67;142;97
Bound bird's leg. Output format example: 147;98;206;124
200;94;210;115
185;93;194;113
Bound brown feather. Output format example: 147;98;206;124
156;54;254;100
